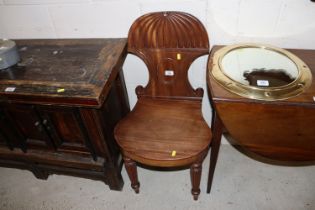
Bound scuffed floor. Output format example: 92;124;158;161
0;144;314;210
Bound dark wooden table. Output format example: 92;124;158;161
0;39;130;190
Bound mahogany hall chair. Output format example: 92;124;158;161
114;11;212;200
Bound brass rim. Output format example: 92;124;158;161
210;44;312;101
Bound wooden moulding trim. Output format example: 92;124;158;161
238;143;315;162
0;93;101;108
122;148;209;168
0;147;105;171
213;98;315;108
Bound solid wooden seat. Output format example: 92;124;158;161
114;11;211;200
115;98;211;167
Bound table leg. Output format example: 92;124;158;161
207;111;223;194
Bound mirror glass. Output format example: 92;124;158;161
221;47;299;87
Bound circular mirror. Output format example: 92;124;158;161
210;44;312;101
221;48;298;87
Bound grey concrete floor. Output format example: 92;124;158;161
0;144;314;210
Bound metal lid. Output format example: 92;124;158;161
0;39;16;54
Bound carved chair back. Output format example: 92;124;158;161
127;11;209;100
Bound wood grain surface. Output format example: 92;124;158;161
208;46;315;161
115;11;211;200
115;98;211;167
0;39;127;108
0;39;130;191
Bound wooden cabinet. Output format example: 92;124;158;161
0;39;129;190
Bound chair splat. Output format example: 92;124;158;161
127;12;209;100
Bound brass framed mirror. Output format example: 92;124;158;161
211;44;312;101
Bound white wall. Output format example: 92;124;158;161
1;0;315;143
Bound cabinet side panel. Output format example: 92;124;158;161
99;75;130;160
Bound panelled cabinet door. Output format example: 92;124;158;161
0;128;6;147
0;108;8;147
37;106;96;158
4;104;55;150
0;106;28;151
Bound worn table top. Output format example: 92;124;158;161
0;39;127;108
208;46;315;106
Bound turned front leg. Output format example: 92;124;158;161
123;156;140;193
190;162;202;200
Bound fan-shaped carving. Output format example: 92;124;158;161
128;11;209;50
127;12;209;99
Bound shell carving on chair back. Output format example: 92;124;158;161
127;11;209;99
